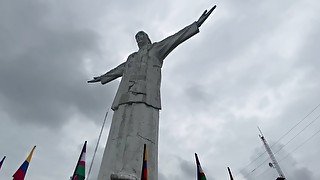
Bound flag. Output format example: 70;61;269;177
141;144;148;180
0;156;6;171
195;153;207;180
71;141;87;180
227;167;234;180
13;146;36;180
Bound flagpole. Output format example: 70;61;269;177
195;153;207;180
195;153;201;180
0;156;6;170
227;167;234;180
141;144;148;180
87;109;109;179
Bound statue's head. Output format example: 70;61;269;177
135;31;151;49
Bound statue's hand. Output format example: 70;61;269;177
87;76;102;83
196;5;216;27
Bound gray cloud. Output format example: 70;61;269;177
1;0;320;179
0;0;114;128
179;158;195;178
289;167;314;180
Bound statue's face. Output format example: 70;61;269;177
135;31;151;48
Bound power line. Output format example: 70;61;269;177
273;113;320;155
271;103;320;147
242;156;270;179
237;102;320;179
235;148;268;177
255;165;272;179
243;112;320;178
255;126;320;179
279;127;320;162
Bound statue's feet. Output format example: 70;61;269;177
110;172;138;180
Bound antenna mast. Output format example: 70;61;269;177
258;127;286;180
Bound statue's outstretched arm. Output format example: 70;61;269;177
154;5;216;60
196;5;216;27
87;62;126;84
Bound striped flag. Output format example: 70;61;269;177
13;146;36;180
141;144;148;180
195;153;207;180
0;156;6;171
71;141;86;180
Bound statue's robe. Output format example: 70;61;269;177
98;22;199;180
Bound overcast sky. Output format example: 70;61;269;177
0;0;320;179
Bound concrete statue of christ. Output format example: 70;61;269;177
88;5;216;180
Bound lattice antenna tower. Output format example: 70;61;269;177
258;127;286;180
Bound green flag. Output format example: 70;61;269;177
71;141;86;180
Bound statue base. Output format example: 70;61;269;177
98;103;159;180
110;173;138;180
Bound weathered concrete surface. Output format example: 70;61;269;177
98;103;159;180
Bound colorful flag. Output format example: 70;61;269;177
71;141;86;180
195;153;207;180
13;146;36;180
141;144;148;180
0;156;6;171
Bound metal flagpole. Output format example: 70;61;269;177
87;108;110;179
227;167;234;180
